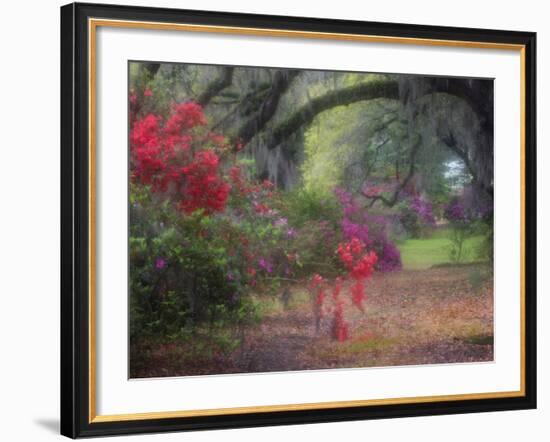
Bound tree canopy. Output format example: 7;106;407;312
130;62;493;203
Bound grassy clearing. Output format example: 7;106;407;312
399;227;484;270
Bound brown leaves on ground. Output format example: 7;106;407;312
130;266;493;378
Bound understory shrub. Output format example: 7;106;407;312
397;194;436;238
334;187;402;273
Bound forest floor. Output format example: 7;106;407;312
131;265;494;378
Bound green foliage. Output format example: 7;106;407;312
476;220;494;266
301;107;349;195
397;201;423;238
276;188;342;278
448;224;470;263
446;219;490;264
283;188;340;228
463;334;494;345
127;61;496;376
129;183;258;353
290;220;342;278
301;86;401;196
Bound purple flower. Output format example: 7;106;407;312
451;186;493;220
155;257;166;269
258;257;273;273
342;218;370;245
377;240;402;272
227;271;235;281
286;228;297;238
334;185;402;273
445;198;468;223
334;187;353;205
410;196;436;226
273;217;288;227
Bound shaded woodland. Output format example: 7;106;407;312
129;62;494;377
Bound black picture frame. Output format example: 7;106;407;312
61;2;537;438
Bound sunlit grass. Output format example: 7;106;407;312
252;289;311;316
400;228;484;270
343;337;397;354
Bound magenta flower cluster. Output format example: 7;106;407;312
155;257;167;269
444;198;468;223
410;195;436;226
334;187;402;273
258;257;274;274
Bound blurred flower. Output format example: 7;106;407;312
155;257;166;269
258;257;273;273
229;292;239;304
253;202;270;214
310;273;324;288
377;240;402;272
445;198;468;223
273;217;288;227
410;195;436;226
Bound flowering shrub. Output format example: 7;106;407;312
375;239;402;272
127;65;496;379
222;168;305;290
327;277;349;341
332;300;349;342
444;190;492;264
179;150;230;214
398;194;436;238
307;238;377;342
337;238;377;311
334;187;402;273
444;187;492;225
309;274;327;333
129;101;269;355
130;101;231;215
129;195;259;346
444;197;468;224
410;195;436;226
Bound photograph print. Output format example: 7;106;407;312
128;61;494;378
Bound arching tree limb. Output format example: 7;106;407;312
235;69;301;145
143;63;161;77
265;80;399;150
197;67;235;106
211;83;272;132
362;137;422;208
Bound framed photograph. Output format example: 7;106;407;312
60;2;536;438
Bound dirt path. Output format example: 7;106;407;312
238;311;315;373
234;265;493;373
131;265;493;377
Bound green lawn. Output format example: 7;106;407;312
399;228;484;270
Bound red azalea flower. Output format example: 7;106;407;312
130;101;231;215
332;301;350;342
